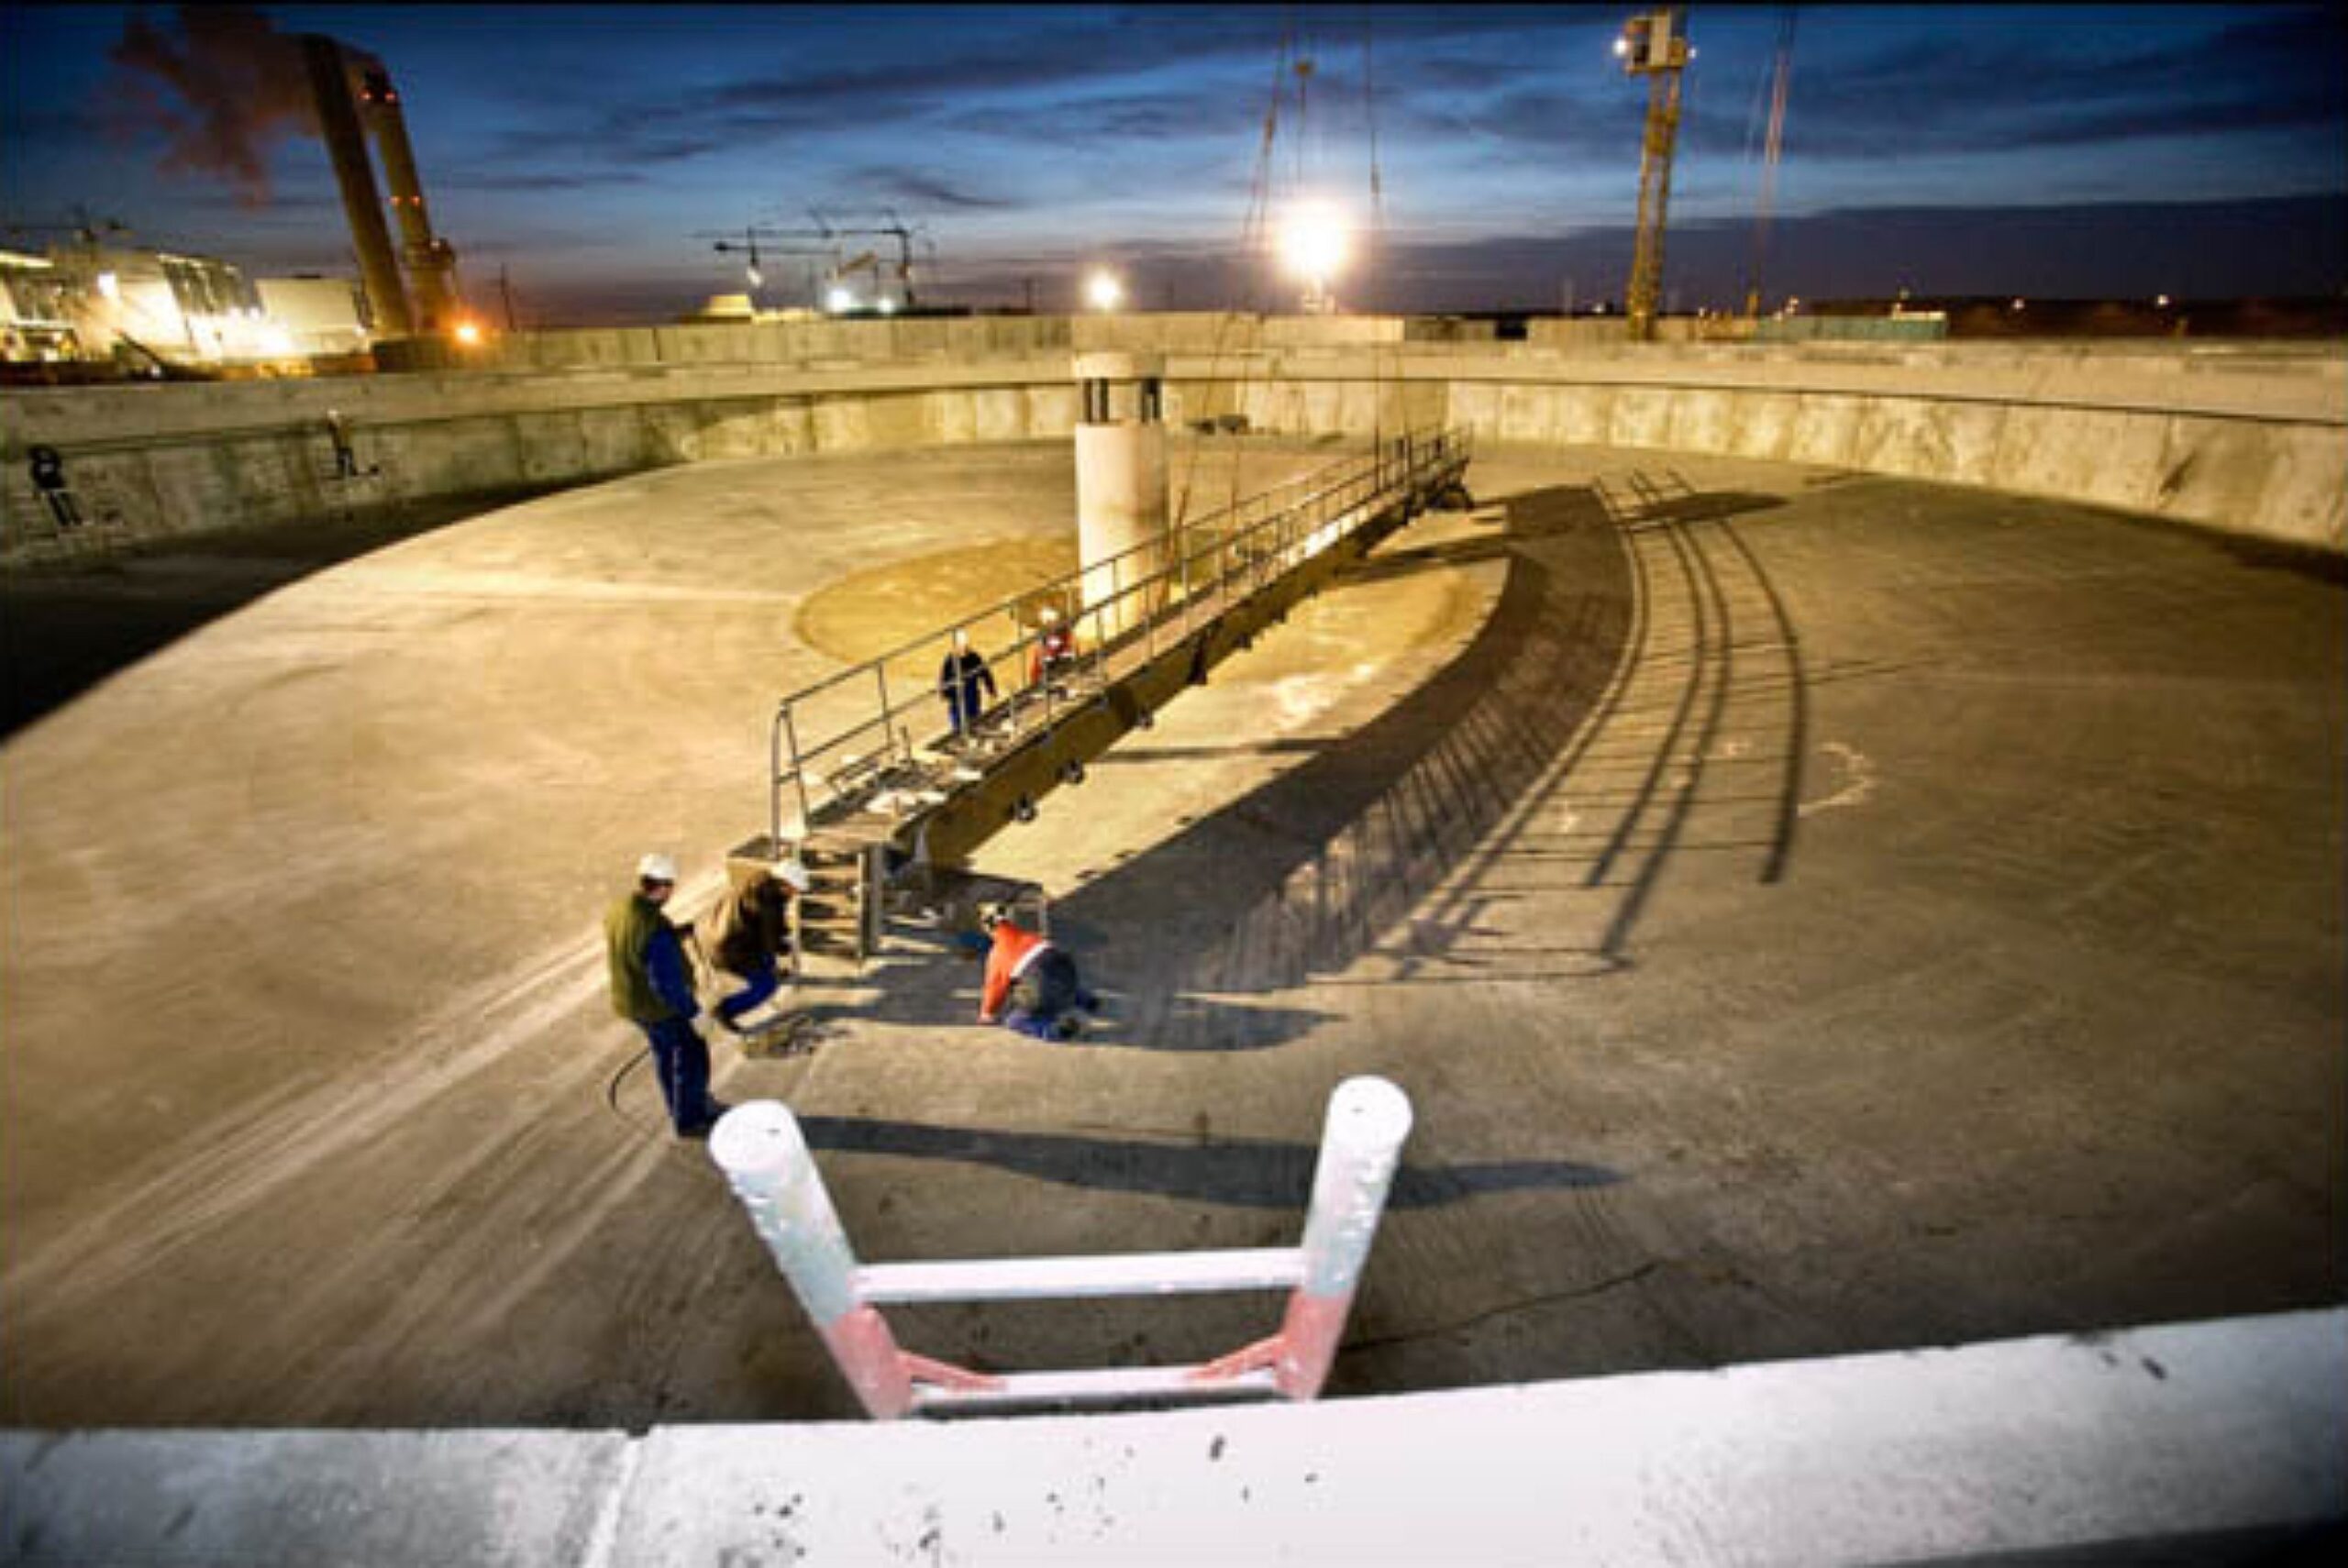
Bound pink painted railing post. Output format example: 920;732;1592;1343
1275;1076;1414;1399
708;1102;917;1419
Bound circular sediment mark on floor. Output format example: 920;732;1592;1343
792;535;1079;664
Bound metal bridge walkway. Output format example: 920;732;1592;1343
730;428;1473;966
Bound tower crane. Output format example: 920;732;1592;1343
804;212;929;310
697;213;934;310
1615;7;1693;343
697;225;843;302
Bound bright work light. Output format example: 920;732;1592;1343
1278;204;1350;288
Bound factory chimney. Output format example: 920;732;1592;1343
300;34;410;338
358;64;459;333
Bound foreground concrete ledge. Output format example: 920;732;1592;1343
5;1309;2341;1565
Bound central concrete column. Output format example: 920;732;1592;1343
1073;352;1168;638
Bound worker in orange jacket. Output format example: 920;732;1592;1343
977;906;1099;1040
1029;604;1078;690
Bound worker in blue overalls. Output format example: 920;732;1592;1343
937;628;998;742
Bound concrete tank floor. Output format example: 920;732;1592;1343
0;438;2340;1427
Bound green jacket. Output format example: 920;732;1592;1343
606;892;687;1024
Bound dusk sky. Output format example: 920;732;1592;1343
3;4;2342;324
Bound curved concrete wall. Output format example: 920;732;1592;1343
4;328;2341;564
0;357;1080;564
1192;341;2345;551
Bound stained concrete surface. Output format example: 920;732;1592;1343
0;437;2340;1428
0;482;574;736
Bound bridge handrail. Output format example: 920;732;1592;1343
767;427;1471;845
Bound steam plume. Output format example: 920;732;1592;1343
108;5;378;207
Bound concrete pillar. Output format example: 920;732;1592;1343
1072;351;1168;639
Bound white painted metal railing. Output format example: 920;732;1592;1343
709;1077;1414;1418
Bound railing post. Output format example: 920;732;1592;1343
1180;527;1193;635
874;664;895;763
1144;551;1157;661
709;1103;918;1419
1273;1077;1412;1399
770;703;786;854
781;702;810;838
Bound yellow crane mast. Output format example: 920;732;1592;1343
1617;7;1693;342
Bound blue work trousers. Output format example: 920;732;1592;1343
715;962;781;1026
1001;948;1091;1039
947;679;989;734
640;1015;714;1132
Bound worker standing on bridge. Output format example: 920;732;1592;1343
1030;604;1079;693
977;905;1099;1041
703;858;810;1032
936;628;998;740
605;852;727;1139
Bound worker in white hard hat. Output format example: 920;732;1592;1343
703;857;811;1033
604;851;727;1138
936;627;999;742
977;902;1100;1041
325;408;359;478
1028;602;1078;691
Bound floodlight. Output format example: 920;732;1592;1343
1278;203;1350;287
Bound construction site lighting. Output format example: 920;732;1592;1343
453;320;483;346
1085;270;1124;312
1278;203;1350;288
876;296;897;315
95;272;120;301
825;284;856;314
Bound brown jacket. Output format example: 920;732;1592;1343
703;872;791;978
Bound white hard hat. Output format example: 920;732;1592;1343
637;852;679;883
774;858;813;893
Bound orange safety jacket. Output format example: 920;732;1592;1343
980;922;1051;1020
1030;625;1075;683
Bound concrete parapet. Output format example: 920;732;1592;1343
4;1311;2338;1565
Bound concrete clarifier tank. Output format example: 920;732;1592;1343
1073;352;1168;637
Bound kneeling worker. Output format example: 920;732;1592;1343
606;851;727;1138
705;857;811;1033
977;905;1099;1040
